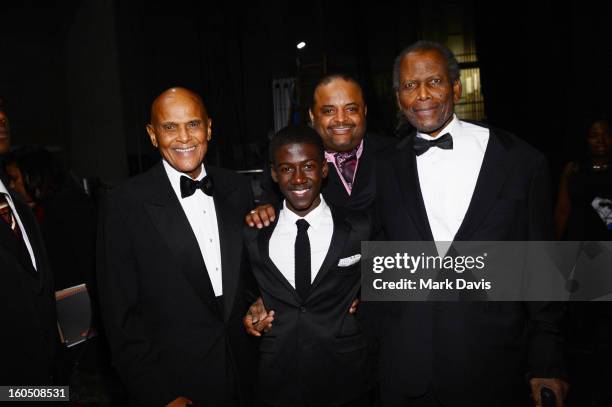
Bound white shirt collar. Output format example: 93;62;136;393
280;195;330;231
416;114;461;141
162;160;207;199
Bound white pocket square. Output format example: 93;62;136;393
337;254;361;267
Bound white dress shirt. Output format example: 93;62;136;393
416;115;489;243
269;196;334;288
0;178;37;270
163;160;223;297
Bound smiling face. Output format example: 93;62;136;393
146;88;211;179
271;142;328;217
396;49;462;137
0;109;11;154
309;78;367;152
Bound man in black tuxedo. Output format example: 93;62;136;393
244;126;373;407
0;100;58;385
97;87;255;407
374;41;567;407
246;74;395;228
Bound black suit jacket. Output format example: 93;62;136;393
0;179;57;385
244;206;374;407
97;162;257;406
374;126;565;406
260;133;396;211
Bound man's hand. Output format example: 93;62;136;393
530;378;568;407
166;396;192;407
245;204;276;228
243;297;275;337
349;298;360;314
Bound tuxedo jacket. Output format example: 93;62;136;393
0;178;57;385
260;133;397;211
244;206;374;407
97;162;257;406
374;126;565;406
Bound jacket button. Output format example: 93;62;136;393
299;306;306;313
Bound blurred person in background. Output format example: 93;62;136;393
555;118;612;240
555;118;612;407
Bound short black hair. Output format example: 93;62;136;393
311;73;365;109
392;40;461;90
269;126;325;166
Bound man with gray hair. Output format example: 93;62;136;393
374;41;567;407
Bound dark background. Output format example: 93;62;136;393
1;0;610;185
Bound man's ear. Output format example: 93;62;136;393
270;162;279;183
453;79;462;103
395;91;402;110
206;118;212;141
146;124;158;148
364;104;368;117
322;160;329;179
308;108;314;124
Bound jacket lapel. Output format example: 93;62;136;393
208;167;242;321
454;129;513;241
143;163;220;317
308;209;350;294
393;136;434;241
0;192;40;280
256;215;302;304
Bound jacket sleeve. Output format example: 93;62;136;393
525;154;567;379
96;191;175;406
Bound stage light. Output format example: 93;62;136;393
296;41;306;50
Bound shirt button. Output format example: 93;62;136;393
209;238;213;242
299;306;306;313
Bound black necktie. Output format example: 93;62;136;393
413;132;453;156
295;219;311;300
180;175;214;198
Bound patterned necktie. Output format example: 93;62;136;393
334;148;359;188
295;219;311;300
0;193;22;240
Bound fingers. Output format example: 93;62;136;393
249;297;268;324
243;311;275;337
256;311;275;334
243;314;260;337
349;298;360;314
264;205;276;223
245;205;276;228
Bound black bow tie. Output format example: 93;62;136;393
180;175;214;198
413;132;453;156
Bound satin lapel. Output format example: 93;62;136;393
309;211;350;294
13;197;44;290
256;219;301;304
210;169;242;321
393;140;434;241
454;130;512;241
143;164;220;316
0;215;38;277
0;193;39;278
